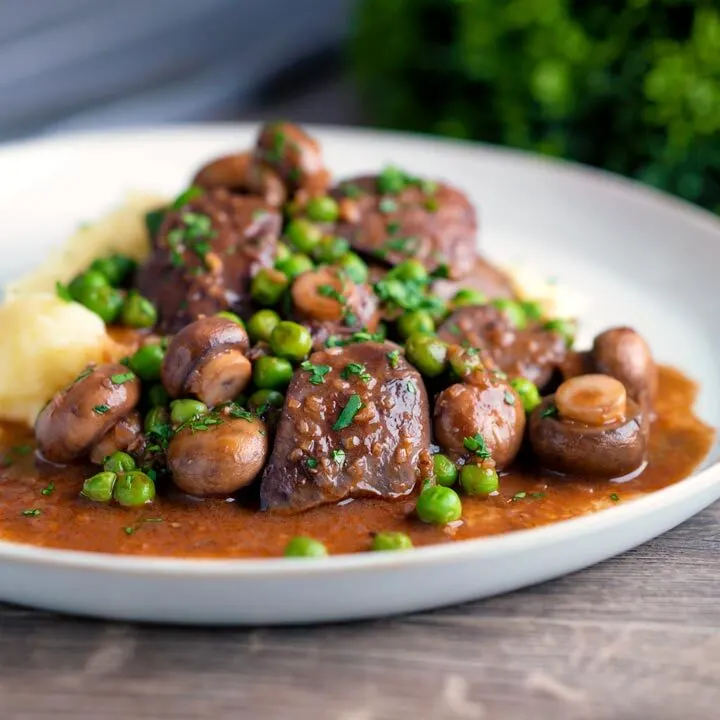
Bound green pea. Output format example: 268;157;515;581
452;288;487;308
270;321;313;363
284;536;329;558
113;471;156;507
544;318;576;348
275;242;292;263
313;235;349;264
336;252;369;284
404;333;448;377
459;465;499;496
377;166;407;194
68;270;109;301
286;218;322;253
253;355;294;390
276;253;314;280
145;406;170;435
128;344;165;381
147;383;170;408
77;285;125;324
306;196;340;223
492;298;527;329
103;451;136;474
250;268;289;306
170;399;208;426
81;471;117;503
120;291;157;328
510;377;541;413
448;347;483;378
371;531;413;551
433;454;458;487
247;309;281;343
215;311;244;326
416;485;462;524
247;389;284;414
521;299;544;321
90;254;136;286
389;259;428;284
397;309;435;339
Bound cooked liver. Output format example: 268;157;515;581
136;189;281;333
260;341;431;512
332;175;477;278
438;305;566;389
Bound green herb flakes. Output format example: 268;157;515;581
93;404;110;415
110;372;135;385
463;434;492;460
22;509;42;517
333;394;364;431
341;363;371;383
300;361;332;385
386;350;400;368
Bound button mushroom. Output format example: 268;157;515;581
592;327;658;406
89;410;144;465
529;374;649;478
35;364;141;465
192;151;287;207
167;410;269;497
161;316;252;407
433;367;526;470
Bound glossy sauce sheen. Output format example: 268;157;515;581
0;366;714;558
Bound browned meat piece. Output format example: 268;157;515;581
136;188;281;333
332;175;477;278
254;122;331;197
162;316;252;407
437;305;566;389
168;409;269;497
260;341;431;512
529;375;649;478
432;255;514;302
561;327;658;408
433;366;526;470
192;152;287;207
35;364;141;465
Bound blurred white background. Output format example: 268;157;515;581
0;0;360;141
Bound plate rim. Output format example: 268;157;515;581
0;122;718;577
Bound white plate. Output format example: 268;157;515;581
0;125;718;625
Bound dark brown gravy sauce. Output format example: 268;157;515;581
0;366;714;558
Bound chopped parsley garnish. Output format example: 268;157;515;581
332;394;364;431
386;220;401;235
227;404;255;422
56;281;73;302
265;126;286;163
41;482;55;497
503;391;515;406
124;517;164;537
530;492;546;499
379;198;398;214
341;363;371;383
325;330;385;348
318;284;346;304
424;197;439;212
93;404;110;415
430;264;450;279
166;212;217;269
171;186;204;209
463;434;492;460
386;350;400;368
342;183;364;199
332;449;346;466
124;526;136;536
22;509;41;517
540;404;558;419
610;493;620;502
406;380;417;394
380;236;418;255
300;361;332;385
374;276;444;315
447;324;460;336
306;457;318;469
512;492;527;501
420;179;438;195
110;372;135;385
73;368;94;385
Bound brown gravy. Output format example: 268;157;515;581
0;366;714;558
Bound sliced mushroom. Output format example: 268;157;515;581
167;413;269;496
89;411;144;465
192;152;287;207
433;367;526;470
529;374;649;478
35;364;141;465
254;122;331;196
592;327;657;406
162;316;252;407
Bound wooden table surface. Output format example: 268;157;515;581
1;499;717;720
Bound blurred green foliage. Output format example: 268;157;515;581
352;0;720;211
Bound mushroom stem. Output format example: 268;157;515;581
556;374;627;426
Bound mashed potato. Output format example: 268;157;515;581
0;193;166;427
502;263;584;321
